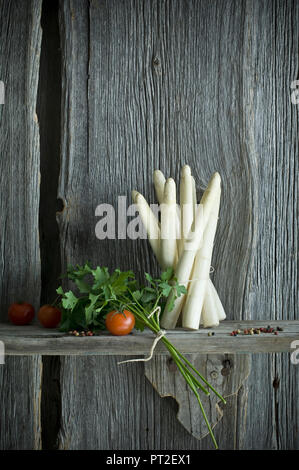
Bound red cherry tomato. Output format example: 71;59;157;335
8;302;35;325
105;309;135;336
38;305;62;328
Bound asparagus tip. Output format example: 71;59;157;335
181;164;191;176
131;190;138;202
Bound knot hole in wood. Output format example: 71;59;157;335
56;197;66;214
167;356;177;372
152;55;162;75
221;358;232;377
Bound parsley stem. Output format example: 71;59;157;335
163;339;226;405
169;348;218;449
195;391;218;450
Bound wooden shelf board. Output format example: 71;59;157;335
0;320;298;356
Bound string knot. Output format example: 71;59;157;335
117;306;165;365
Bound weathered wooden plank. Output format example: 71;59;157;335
0;0;42;320
57;0;298;449
1;321;299;355
3;320;299;337
0;0;43;451
57;355;220;450
57;0;252;449
145;354;250;443
240;0;299;450
0;356;42;449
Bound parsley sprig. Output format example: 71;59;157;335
56;263;186;333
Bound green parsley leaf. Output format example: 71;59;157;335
161;267;174;281
62;291;79;311
85;293;101;324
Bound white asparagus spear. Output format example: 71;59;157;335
153;170;166;205
200;280;226;326
190;173;216;328
131;190;138;203
191;176;197;224
200;171;226;323
182;175;221;330
191;174;226;325
160;178;178;269
132;191;162;265
161;203;205;329
179;165;193;257
208;280;226;321
154;169;181;251
192;172;226;326
201;282;220;327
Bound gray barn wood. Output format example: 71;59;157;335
0;356;42;450
1;321;299;355
0;0;298;450
0;0;42;320
0;0;42;450
56;0;298;450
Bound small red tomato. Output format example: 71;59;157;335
38;305;61;328
105;309;135;336
8;302;35;325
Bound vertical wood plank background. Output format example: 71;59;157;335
0;0;298;450
0;0;42;320
0;0;42;450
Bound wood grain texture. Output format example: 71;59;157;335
0;0;43;452
1;321;299;355
57;0;298;449
0;356;42;449
0;0;42;319
240;0;299;449
58;355;248;450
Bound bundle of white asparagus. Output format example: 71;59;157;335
132;165;226;330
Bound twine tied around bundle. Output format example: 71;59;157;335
117;306;166;365
180;266;215;284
